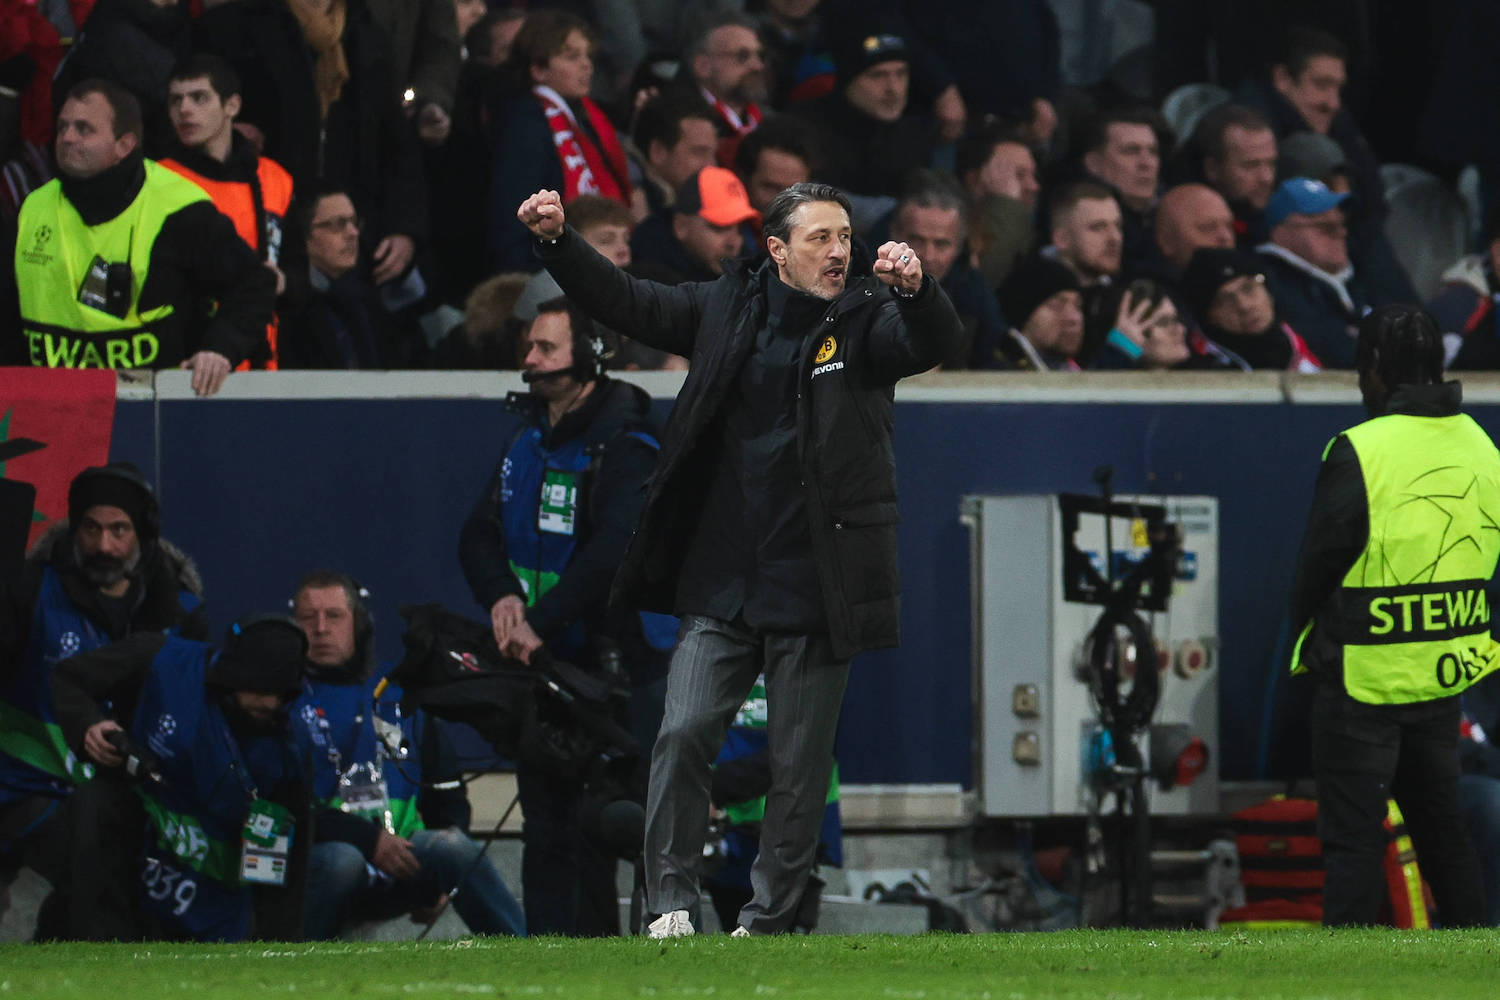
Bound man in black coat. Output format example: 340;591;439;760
517;180;961;937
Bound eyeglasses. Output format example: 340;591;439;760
1290;218;1346;237
711;46;764;64
311;214;361;233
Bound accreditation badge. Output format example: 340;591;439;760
339;761;394;833
241;799;294;886
537;469;580;535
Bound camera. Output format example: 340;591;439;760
105;728;163;784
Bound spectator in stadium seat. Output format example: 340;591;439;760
1430;211;1500;371
159;54;294;370
630;91;720;217
630;165;757;284
50;0;193;158
1078;107;1164;278
955;125;1038;292
1182;247;1323;372
5;79;276;391
53;616;314;941
888;172;1007;369
483;9;632;272
1236;26;1416;306
753;0;833;107
1256;177;1392;369
733;114;818;218
0;463;207;940
1151;183;1235;279
788;28;932;206
290;572;526;940
195;0;427;292
1089;279;1193;371
430;270;529;370
1044;180;1122;361
278;185;427;368
1188;103;1278;249
364;0;461;147
997;254;1084;371
683;12;767;164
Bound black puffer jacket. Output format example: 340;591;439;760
537;228;962;659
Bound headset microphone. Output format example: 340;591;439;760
522;365;589;384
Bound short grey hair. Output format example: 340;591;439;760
895;170;969;242
762;182;853;244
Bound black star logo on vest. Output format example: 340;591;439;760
1376;466;1500;585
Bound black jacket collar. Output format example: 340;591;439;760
163;130;261;183
59;151;146;226
1383;380;1462;418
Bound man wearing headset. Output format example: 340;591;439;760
289;571;524;939
459;294;668;936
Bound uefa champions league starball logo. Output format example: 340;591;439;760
58;632;81;657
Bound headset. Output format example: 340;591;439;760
521;297;612;385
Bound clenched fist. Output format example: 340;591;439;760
517;190;566;239
873;241;923;295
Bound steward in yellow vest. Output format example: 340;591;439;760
6;80;275;396
1289;304;1492;928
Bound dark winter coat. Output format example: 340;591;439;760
536;227;963;660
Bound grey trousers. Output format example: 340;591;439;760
644;614;850;933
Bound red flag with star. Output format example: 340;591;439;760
0;368;116;548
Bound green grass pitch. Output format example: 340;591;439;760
4;929;1500;999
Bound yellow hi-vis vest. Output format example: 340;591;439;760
1291;410;1500;703
15;159;209;369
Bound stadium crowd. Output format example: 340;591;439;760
5;0;1500;942
0;0;1495;388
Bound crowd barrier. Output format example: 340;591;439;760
99;369;1500;790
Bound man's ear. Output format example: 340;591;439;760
224;93;243;120
114;130;140;159
766;235;787;266
1082;149;1103;181
1271;64;1295;98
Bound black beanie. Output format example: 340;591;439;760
1180;247;1265;320
831;29;909;87
67;463;158;543
999;255;1082;330
207;616;309;701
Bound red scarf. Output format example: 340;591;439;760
701;87;763;136
533;85;631;204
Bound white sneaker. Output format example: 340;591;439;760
730;925;751;938
647;910;695;939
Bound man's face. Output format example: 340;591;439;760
845;60;909;123
744;148;809;214
1206;125;1277;209
1274;54;1345;135
292;584;358;669
672;213;743;276
167;76;238;151
1272;207;1349;273
769;200;850;300
1021;290;1084;357
697;25;767;105
523;309;581;400
1206;274;1275;335
306;194;361;278
231;691;284;730
1085;122;1159;210
649;117;718;191
893;203;961;283
1156;186;1235;271
1054;196;1122;281
531;28;593;100
55;94;135;180
974;141;1040;207
74;504;140;589
580;222;631;267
